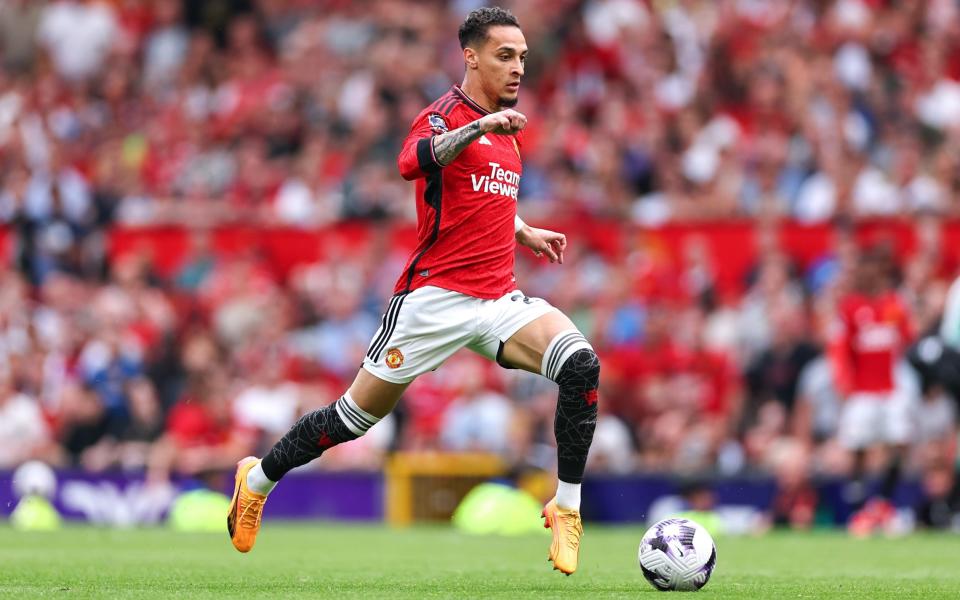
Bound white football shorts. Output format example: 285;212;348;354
362;285;557;384
837;391;915;450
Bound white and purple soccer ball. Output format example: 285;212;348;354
638;518;717;591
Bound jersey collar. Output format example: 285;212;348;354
453;85;491;116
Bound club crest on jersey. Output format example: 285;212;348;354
428;113;448;134
385;348;404;369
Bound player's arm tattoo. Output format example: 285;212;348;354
431;120;485;166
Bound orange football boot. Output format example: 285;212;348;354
227;456;267;553
542;497;583;575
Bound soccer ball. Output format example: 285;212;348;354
12;461;57;499
638;518;717;591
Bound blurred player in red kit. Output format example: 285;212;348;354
830;248;915;536
226;7;599;575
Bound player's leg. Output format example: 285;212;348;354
229;286;476;552
499;309;599;507
504;310;598;576
877;442;907;511
473;291;598;575
255;368;408;488
880;391;915;499
228;368;407;552
838;394;875;493
838;394;883;535
871;392;915;532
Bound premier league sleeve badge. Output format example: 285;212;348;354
428;113;449;134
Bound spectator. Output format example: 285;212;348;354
147;372;256;483
769;440;818;530
440;357;515;455
915;462;960;530
744;305;819;416
141;0;189;89
0;367;52;468
58;381;113;468
37;0;118;82
114;377;164;470
232;349;300;450
0;0;44;74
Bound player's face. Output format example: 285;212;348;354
475;26;527;108
857;255;889;295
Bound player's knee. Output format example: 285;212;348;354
558;347;600;386
556;348;600;406
542;329;595;382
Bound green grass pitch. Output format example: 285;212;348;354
1;524;959;598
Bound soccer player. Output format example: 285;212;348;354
227;7;600;575
829;247;915;536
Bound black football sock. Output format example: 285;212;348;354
550;345;601;485
260;394;377;481
880;453;903;501
844;449;869;510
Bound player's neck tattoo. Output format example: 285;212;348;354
432;120;484;166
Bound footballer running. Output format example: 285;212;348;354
227;7;600;575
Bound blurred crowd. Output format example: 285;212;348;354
3;0;960;227
2;0;960;528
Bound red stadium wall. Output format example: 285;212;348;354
105;220;960;295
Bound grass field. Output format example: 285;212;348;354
1;523;959;598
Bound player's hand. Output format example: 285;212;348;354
516;225;566;264
479;109;526;135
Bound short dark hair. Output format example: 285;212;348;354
458;7;520;49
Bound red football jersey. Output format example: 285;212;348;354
830;292;914;394
395;85;523;299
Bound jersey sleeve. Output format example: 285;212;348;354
827;303;854;396
397;111;449;181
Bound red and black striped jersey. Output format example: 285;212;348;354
395;85;523;299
